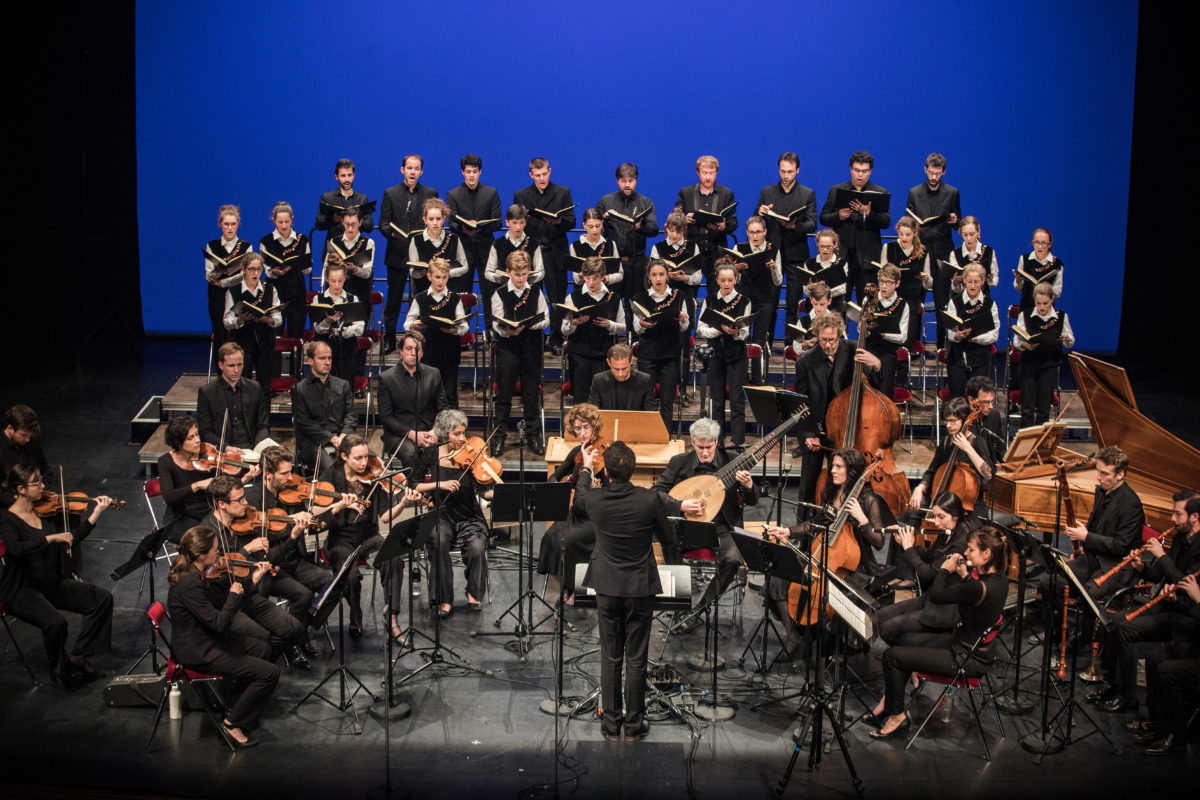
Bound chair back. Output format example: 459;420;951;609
144;478;162;499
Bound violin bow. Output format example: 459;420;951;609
353;441;406;523
216;410;230;473
59;465;71;562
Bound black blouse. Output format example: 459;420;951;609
158;452;211;522
0;509;94;604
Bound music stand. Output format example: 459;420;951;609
667;519;719;637
292;543;377;733
1020;548;1122;761
733;529;809;678
475;481;571;659
744;387;813;529
112;526;171;675
995;524;1040;714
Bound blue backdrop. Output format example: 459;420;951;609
137;0;1137;351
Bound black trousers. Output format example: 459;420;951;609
226;593;303;657
797;438;833;507
1019;352;1060;427
1101;609;1182;701
428;517;489;606
876;596;954;646
543;248;567;348
193;634;279;730
494;338;541;431
279;298;307;339
326;535;405;620
7;580;113;676
709;354;747;445
947;341;992;400
865;338;899;400
231;327;277;395
748;292;774;383
382;265;410;339
882;632;989;716
537;517;595;591
596;594;655;737
207;285;229;346
264;560;331;642
641;356;680;432
1146;641;1200;735
424;348;461;409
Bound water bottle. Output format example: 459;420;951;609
169;681;183;720
940;689;954;722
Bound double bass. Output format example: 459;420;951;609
819;284;911;517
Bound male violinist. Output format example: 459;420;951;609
1;404;52;508
196;342;271;450
199;475;306;667
791;312;881;506
377;330;449;473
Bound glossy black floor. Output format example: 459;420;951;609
1;338;1195;800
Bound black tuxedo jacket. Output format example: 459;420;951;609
588;369;658;412
792;340;879;434
196;376;271;448
380;182;439;269
291;374;356;456
576;480;675;598
377;363;448;452
1082;481;1145;576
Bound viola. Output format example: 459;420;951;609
573;437;608;482
192;442;253;475
449;436;504;485
203;553;278;582
33;492;126;518
285;478;366;509
356;454;410;494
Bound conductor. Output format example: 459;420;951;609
575;441;675;742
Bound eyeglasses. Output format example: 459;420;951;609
26;479;45;487
228;495;247;505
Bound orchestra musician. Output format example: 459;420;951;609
1089;489;1200;714
291;340;357;473
378;330;449;473
573;441;675;742
195;342;271;450
198;475;305;658
766;448;887;659
2;404;52;508
156;415;255;543
242;445;334;667
0;465;114;690
1136;573;1200;756
538;403;609;603
875;492;978;645
655;418;756;613
965;376;1006;465
409;409;492;619
323;434;425;641
587;343;656;414
905;397;992;516
166;526;278;748
863;526;1009;740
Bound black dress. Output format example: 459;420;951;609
157;452;210;542
537;446;608;591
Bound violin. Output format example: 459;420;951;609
356;454;410;494
33;492;126;518
449;436;505;485
282;478;367;509
573;437;608;478
203;553;278;582
192;442;253;475
230;505;292;536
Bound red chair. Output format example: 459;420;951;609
0;539;39;684
271;336;303;395
893;347;914;452
458;293;483;395
906;617;1005;761
145;601;235;752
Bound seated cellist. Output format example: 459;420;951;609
765;448;887;661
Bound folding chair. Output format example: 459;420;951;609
0;540;39;684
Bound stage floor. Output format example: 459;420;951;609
1;337;1196;799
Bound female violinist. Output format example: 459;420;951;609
765;449;887;659
409;410;491;619
325;434;425;640
537;403;609;603
167;526;277;747
863;526;1008;740
157;416;256;543
876;491;978;645
0;464;115;690
906;396;992;515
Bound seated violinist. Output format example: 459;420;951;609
410;409;493;619
538;403;609;603
196;342;272;450
166;526;278;748
241;445;333;667
0;465;115;690
156;415;257;543
875;492;978;645
766;448;886;660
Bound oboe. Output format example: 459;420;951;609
1124;568;1200;622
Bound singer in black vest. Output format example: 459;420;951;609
490;253;550;457
577;441;676;741
880;224;930;348
860;266;908;401
649;217;702;357
948;217;998;297
563;261;626;404
632;262;688;429
407;208;468;299
944;268;1000;400
260;203;312;339
1013;228;1064;311
1014;284;1074;427
205;213;253;348
405;267;468;409
222;255;281;396
732;219;783;382
697;262;751;447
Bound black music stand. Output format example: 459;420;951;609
667;519;719;637
995;524;1041;715
733;530;809;678
1020;547;1122;761
744;387;814;528
475;480;571;659
775;520;864;797
292;543;377;733
112;526;171;675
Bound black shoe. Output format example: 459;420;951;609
1099;695;1138;714
382;338;397;356
222;721;258;749
68;657;102;682
858;710;886;727
490;437;506;459
551;345;563;357
867;717;912;740
527;433;545;457
354;389;367;400
1143;733;1182;756
438;605;452;619
624;722;650;741
1126;718;1155;733
1133;730;1162;746
299;641;319;660
1086;684;1119;705
284;645;312;671
50;670;79;692
681;392;694;407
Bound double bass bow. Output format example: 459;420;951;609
669;403;811;522
819;283;911;518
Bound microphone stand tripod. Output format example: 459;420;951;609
113;525;171;675
776;522;864;798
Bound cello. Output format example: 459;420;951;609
917;405;985;545
819;284;911;517
790;454;884;625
